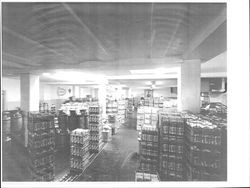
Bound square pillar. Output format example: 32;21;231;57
21;73;40;111
20;73;40;147
177;59;201;113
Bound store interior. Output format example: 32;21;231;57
2;3;227;182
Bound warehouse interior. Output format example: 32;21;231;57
2;3;228;182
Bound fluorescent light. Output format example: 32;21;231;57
42;71;107;83
42;73;51;76
145;81;152;85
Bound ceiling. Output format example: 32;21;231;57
2;3;227;83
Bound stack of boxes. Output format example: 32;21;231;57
144;98;153;107
106;101;118;114
28;113;55;181
56;112;70;151
184;114;225;181
153;97;164;108
135;170;160;181
158;112;185;181
127;98;134;119
70;129;90;173
136;107;145;138
137;107;158;140
139;125;159;172
39;102;49;113
138;107;159;173
117;100;126;125
89;106;103;153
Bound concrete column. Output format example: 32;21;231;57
177;59;201;113
20;73;40;147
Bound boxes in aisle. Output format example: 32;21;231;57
135;170;160;181
158;112;185;181
183;113;226;181
70;129;90;173
28;112;55;181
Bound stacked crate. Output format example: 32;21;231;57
158;112;185;181
117;100;126;124
28;113;55;181
89;106;103;153
106;101;118;114
136;107;158;140
136;107;145;138
70;129;90;173
183;113;225;181
39;102;49;113
139;125;159;172
135;170;160;181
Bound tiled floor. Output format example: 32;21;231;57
2;115;139;182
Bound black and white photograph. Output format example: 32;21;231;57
1;0;249;187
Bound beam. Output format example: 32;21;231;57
183;7;226;59
62;3;110;57
3;26;74;63
3;52;41;67
3;60;27;69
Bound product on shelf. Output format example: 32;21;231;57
28;112;55;181
158;112;186;181
58;111;69;131
79;109;89;129
138;125;159;173
106;101;118;114
89;105;103;153
68;110;79;131
135;170;160;181
182;111;227;181
39;102;49;113
70;129;90;173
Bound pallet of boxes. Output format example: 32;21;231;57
89;105;103;153
55;111;70;151
183;112;226;181
158;111;186;181
137;107;160;181
135;170;160;181
117;99;126;127
70;129;90;175
28;112;55;181
106;101;119;134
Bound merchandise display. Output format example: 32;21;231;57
70;129;90;173
183;112;226;181
28;113;55;181
138;125;159;173
89;105;103;153
158;112;185;181
39;102;49;113
135;170;160;181
106;101;118;114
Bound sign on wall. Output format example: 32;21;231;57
144;89;153;98
57;87;66;96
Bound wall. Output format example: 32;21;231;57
2;77;21;110
130;87;177;98
40;84;74;110
154;88;177;98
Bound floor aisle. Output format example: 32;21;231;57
80;117;139;181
